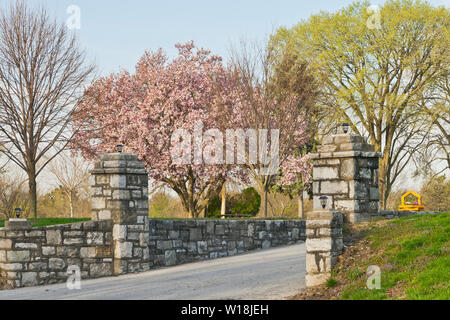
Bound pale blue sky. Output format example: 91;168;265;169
17;0;449;76
1;0;448;191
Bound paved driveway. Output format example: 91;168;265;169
0;243;305;300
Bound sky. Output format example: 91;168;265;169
20;0;450;76
1;0;449;192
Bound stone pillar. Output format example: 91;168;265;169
305;209;343;287
311;133;381;223
90;152;150;275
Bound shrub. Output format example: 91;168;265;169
230;187;261;217
206;194;222;218
206;187;261;218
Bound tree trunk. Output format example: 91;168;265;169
69;191;74;218
220;184;226;219
189;203;198;218
28;164;37;219
298;192;304;219
378;153;389;210
263;184;268;218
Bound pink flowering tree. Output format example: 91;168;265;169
72;42;238;217
228;90;314;217
72;41;315;218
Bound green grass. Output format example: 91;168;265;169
338;212;450;300
0;218;90;228
326;278;338;288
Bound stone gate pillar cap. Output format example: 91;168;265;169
90;152;147;174
100;153;139;161
5;219;32;230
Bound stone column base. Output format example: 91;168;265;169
305;210;343;288
306;273;331;288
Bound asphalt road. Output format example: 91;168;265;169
0;243;305;300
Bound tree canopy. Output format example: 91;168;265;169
270;0;450;208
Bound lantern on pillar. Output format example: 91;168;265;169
342;123;350;134
319;196;328;209
14;207;22;218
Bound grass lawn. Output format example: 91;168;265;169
292;212;450;300
0;217;90;228
149;216;304;220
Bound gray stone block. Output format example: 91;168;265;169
313;167;339;180
321;181;348;194
369;187;379;200
165;250;177;266
46;230;62;245
189;228;202;241
215;225;225;235
49;258;65;270
22;272;38;286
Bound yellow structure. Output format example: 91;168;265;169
398;191;425;211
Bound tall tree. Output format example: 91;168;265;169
227;42;316;217
416;73;450;174
0;1;94;218
270;0;449;209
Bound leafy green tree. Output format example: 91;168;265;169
230;187;261;217
270;0;450;209
417;73;450;174
205;195;221;218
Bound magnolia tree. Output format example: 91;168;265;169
72;42;239;217
72;42;314;218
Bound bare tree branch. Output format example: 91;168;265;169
0;1;95;217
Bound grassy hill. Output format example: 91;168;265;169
292;212;450;300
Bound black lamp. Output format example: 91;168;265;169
342;123;350;134
14;207;22;218
319;196;328;209
116;144;123;153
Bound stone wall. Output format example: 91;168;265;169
148;219;306;267
311;133;381;223
0;220;113;288
378;211;440;219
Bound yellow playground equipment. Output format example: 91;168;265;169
398;190;425;211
